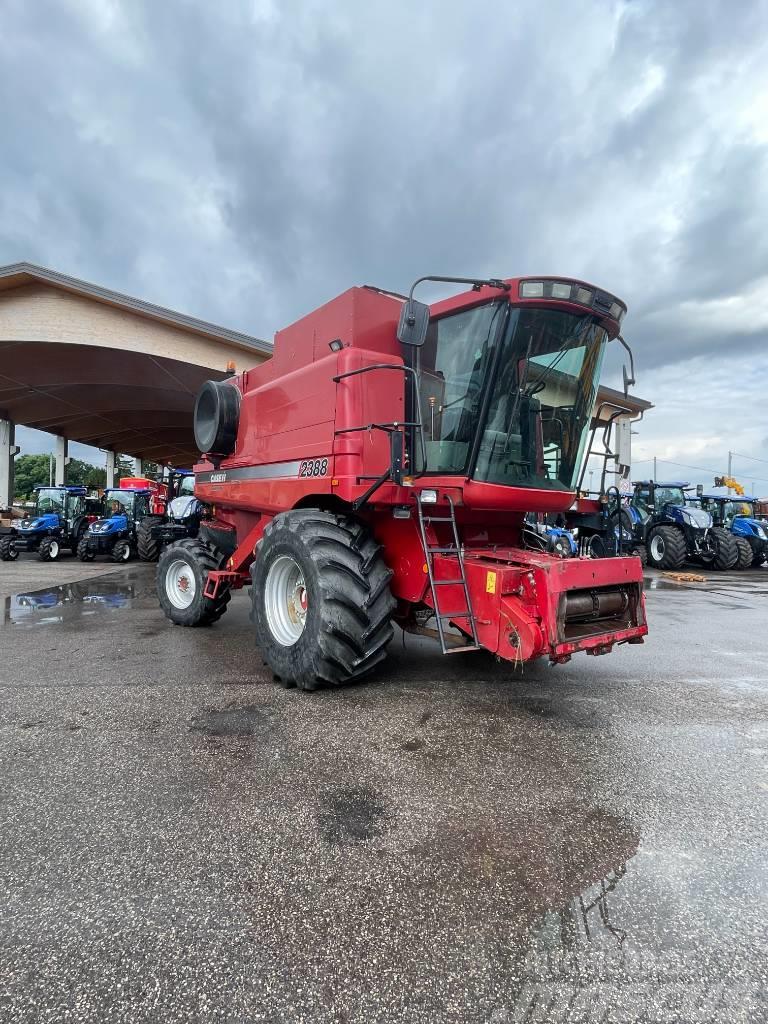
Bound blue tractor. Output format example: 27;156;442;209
78;486;153;563
695;494;767;568
0;486;98;562
618;481;738;571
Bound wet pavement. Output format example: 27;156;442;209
0;560;767;1022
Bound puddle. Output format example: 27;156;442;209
2;578;137;627
317;785;390;844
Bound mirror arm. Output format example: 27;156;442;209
617;335;636;396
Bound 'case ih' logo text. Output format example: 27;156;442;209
210;472;227;483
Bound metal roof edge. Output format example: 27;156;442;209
0;262;273;357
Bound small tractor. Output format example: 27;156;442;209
155;274;648;691
0;486;100;561
695;493;767;568
621;480;737;570
136;472;203;561
78;484;155;562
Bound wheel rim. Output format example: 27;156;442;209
121;544;130;561
650;534;665;560
49;540;59;559
165;558;197;609
265;555;308;647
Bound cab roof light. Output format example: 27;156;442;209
519;279;626;322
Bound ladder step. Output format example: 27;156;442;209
436;613;471;621
433;579;466;586
427;546;459;554
443;645;481;654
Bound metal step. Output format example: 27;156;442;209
432;579;465;586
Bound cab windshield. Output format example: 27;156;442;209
655;487;685;507
104;490;146;519
417;304;607;491
723;500;753;520
35;488;66;513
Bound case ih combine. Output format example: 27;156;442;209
157;275;648;690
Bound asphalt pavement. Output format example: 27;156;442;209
0;557;766;1023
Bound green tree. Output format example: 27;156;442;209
13;455;52;500
67;458;107;490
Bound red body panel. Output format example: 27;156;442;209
194;278;648;664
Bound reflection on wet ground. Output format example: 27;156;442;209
1;576;139;627
0;565;767;1020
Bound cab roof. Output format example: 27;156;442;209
633;481;689;488
698;493;759;502
34;485;87;494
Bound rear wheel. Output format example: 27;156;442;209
38;536;61;562
137;516;162;562
0;535;17;561
251;509;395;691
709;527;738;570
646;525;686;569
77;536;95;562
734;537;753;570
111;539;132;563
157;538;231;626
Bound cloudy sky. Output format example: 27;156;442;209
2;0;768;491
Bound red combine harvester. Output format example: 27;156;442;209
157;275;647;690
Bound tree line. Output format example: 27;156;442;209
13;455;158;500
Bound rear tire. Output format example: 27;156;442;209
0;535;17;561
137;516;162;562
77;536;95;562
710;527;738;570
111;539;132;563
646;525;686;569
38;536;61;562
157;538;231;626
251;509;395;691
734;537;753;570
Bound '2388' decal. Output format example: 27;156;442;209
298;458;329;478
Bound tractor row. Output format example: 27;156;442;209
612;481;767;571
0;473;202;563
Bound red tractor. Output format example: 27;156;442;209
156;275;647;690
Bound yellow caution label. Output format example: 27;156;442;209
486;571;497;594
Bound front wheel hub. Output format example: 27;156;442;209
166;558;197;609
265;555;308;647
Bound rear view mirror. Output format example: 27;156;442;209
618;336;636;396
397;299;430;347
390;430;406;485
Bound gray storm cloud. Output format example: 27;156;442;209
1;0;768;462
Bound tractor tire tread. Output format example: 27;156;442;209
647;525;686;570
709;527;738;571
137;516;163;562
77;536;95;562
252;509;395;690
734;536;753;570
0;535;17;561
157;538;231;627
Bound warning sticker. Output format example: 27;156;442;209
486;571;497;594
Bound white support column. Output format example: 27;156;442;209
1;419;20;510
105;450;117;489
134;457;143;477
54;436;69;487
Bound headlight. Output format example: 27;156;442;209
757;527;767;541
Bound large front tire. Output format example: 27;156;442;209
77;536;95;562
734;537;753;570
157;539;231;626
137;516;162;562
710;527;738;570
646;525;686;569
251;510;395;691
0;535;17;561
111;539;133;563
38;536;61;562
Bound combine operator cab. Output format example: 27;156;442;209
0;486;98;562
78;487;152;563
695;494;767;568
156;274;648;690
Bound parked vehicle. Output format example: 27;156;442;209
156;273;648;690
78;486;154;562
621;481;736;570
0;486;101;561
695;494;767;568
136;472;203;561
